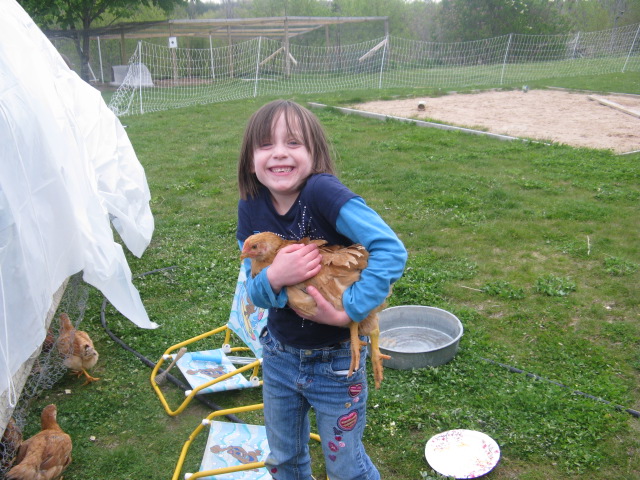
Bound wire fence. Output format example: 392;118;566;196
0;274;89;478
54;23;640;116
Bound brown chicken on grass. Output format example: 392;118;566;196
240;232;391;389
57;313;99;385
6;404;72;480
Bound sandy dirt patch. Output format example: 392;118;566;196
352;89;640;154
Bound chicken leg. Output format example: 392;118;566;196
76;368;100;385
348;323;391;389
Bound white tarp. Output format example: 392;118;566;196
0;0;157;402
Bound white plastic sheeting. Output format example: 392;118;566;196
0;0;157;402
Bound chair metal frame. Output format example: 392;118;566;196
151;265;267;416
172;404;323;480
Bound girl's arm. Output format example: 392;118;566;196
239;241;288;309
239;241;321;309
335;197;408;322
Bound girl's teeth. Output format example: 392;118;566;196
272;168;292;173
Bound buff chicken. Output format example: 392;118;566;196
6;404;72;480
57;313;99;385
240;232;390;389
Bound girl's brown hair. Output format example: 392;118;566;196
238;100;336;199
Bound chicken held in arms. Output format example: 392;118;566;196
6;404;72;480
240;232;390;389
57;313;99;385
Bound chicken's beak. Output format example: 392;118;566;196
240;243;252;260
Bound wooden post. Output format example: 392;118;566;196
120;30;126;64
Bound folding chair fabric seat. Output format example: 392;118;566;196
175;350;255;394
173;405;324;480
197;420;271;479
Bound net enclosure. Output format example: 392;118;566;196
106;22;640;116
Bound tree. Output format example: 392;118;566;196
403;0;442;42
18;0;186;82
438;0;570;42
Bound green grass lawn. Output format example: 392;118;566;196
16;73;640;480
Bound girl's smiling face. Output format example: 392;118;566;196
252;112;313;214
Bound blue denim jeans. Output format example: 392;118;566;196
259;327;380;480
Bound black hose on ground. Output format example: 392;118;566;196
480;357;640;418
99;266;242;423
105;269;639;421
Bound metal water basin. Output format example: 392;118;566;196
376;305;463;370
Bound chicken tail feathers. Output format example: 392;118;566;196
59;312;73;332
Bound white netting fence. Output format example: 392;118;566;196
107;23;640;116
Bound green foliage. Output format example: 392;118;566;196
603;256;639;276
18;0;184;31
18;0;185;80
481;280;526;299
534;274;577;297
438;0;571;41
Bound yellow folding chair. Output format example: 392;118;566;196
172;404;324;480
151;265;268;416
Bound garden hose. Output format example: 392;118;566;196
101;267;639;421
99;266;242;423
480;357;640;418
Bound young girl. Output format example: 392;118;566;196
237;99;407;480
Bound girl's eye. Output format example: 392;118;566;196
288;139;302;146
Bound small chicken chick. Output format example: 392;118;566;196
240;232;391;389
6;404;72;480
57;313;99;385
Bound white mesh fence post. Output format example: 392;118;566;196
126;42;140;115
254;36;262;98
572;32;581;59
97;36;104;83
209;35;216;80
623;24;640;72
138;41;144;115
378;35;388;89
500;34;512;85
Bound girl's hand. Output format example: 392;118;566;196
267;243;321;293
294;285;352;327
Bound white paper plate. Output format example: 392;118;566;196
425;429;500;479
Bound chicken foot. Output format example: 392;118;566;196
75;368;100;385
368;328;391;390
347;323;391;390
